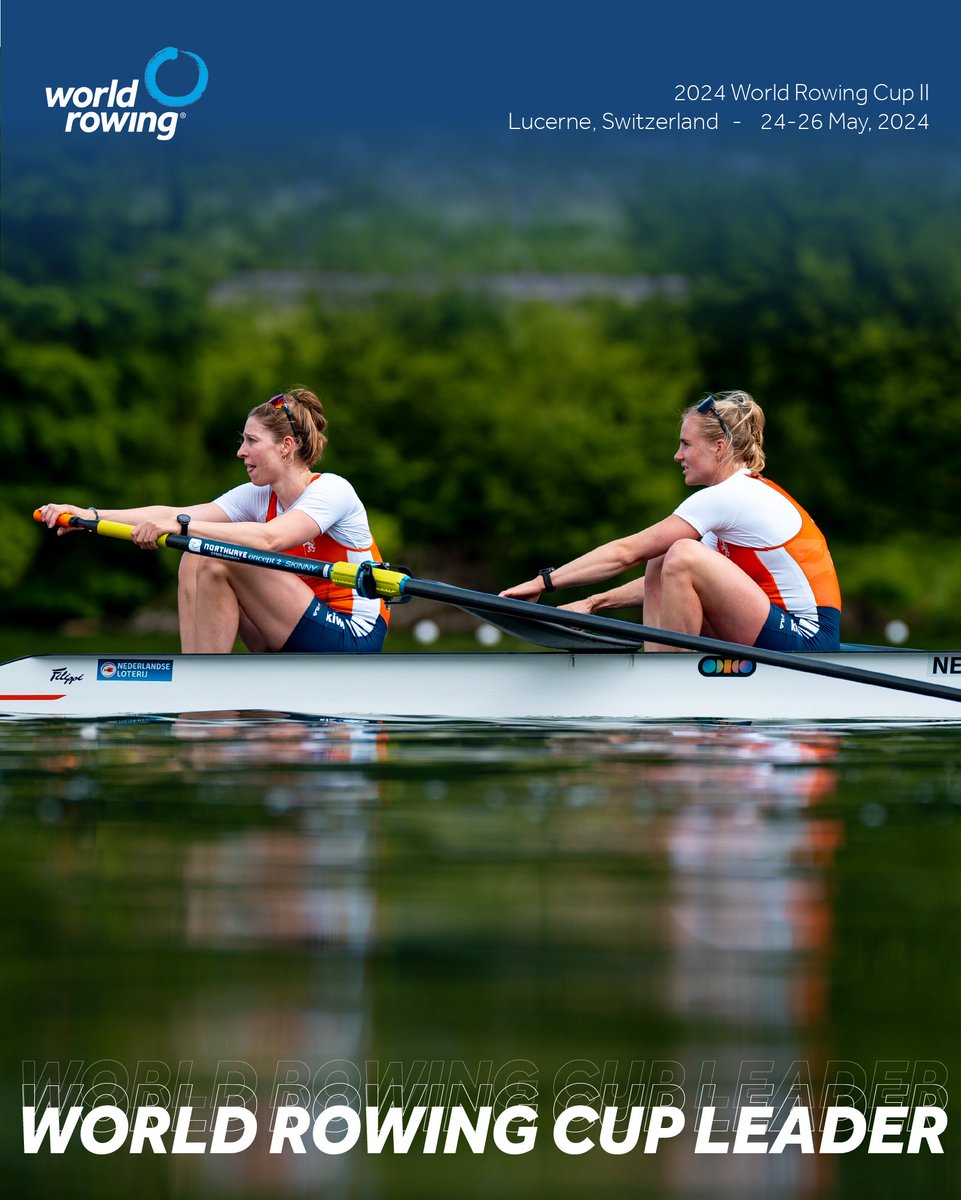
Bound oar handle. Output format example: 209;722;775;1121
33;510;172;545
34;508;85;529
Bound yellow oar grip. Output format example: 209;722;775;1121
91;519;143;543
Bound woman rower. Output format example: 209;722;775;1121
38;387;390;654
500;391;841;652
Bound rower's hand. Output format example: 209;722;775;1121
498;578;544;603
558;597;597;615
36;503;94;535
131;518;175;549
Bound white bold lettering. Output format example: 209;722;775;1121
22;1106;84;1154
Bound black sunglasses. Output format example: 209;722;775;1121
269;393;300;440
696;394;730;437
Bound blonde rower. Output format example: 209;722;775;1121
501;391;841;652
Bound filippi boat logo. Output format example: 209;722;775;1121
45;46;209;142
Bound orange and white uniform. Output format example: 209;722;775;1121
214;474;389;631
674;469;841;636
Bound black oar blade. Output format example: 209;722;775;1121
455;604;643;651
403;577;663;650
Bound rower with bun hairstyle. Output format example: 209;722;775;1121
38;387;390;654
500;390;842;652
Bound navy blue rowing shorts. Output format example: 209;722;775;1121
281;600;388;654
753;604;841;653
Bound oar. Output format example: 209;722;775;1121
34;510;409;591
35;511;961;705
384;577;961;705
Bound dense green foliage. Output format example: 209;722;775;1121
3;141;960;637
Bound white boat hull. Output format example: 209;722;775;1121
3;650;961;722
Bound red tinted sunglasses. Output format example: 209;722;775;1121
269;394;299;440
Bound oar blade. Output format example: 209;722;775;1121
455;604;643;651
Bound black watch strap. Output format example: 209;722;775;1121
539;568;557;592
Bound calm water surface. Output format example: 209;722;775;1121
2;716;960;1199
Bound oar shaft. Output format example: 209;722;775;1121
401;577;961;705
171;531;406;597
34;510;408;597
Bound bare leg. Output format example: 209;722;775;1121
648;540;770;652
642;555;665;651
182;554;273;652
238;611;269;653
189;558;317;653
178;555;201;653
192;558;244;652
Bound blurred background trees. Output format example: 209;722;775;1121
4;140;960;639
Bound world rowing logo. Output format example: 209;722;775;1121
697;657;757;678
144;48;208;107
45;46;209;142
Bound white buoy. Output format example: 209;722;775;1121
475;623;503;647
412;619;440;645
885;619;910;645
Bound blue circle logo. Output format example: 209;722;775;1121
144;47;208;107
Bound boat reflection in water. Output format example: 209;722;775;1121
171;716;386;952
6;715;950;1199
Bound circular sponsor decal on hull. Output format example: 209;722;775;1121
698;656;757;677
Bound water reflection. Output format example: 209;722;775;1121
169;719;385;952
1;718;958;1199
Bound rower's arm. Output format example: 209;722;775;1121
38;501;316;553
168;508;321;552
38;501;230;532
561;576;646;616
101;503;230;525
501;515;699;601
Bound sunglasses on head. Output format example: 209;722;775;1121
269;393;300;440
696;394;730;437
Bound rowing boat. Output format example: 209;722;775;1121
3;648;961;722
19;511;961;723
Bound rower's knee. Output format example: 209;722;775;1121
196;556;230;581
661;539;704;579
180;553;231;597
